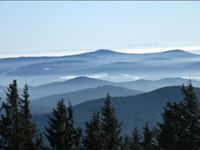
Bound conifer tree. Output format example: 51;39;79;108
158;102;181;150
142;123;156;150
82;112;102;150
67;103;82;150
0;101;12;149
179;82;200;149
19;84;37;149
34;134;46;150
0;97;3;149
120;135;131;150
101;94;122;150
0;80;21;150
158;82;200;150
45;100;81;150
130;128;141;150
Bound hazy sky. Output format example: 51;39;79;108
0;1;200;57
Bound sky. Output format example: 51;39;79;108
0;1;200;58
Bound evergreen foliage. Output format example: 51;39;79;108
142;123;157;150
0;80;21;150
45;100;81;150
19;84;37;149
1;80;200;150
82;112;102;150
120;135;131;150
101;94;122;150
0;81;44;150
130;128;141;150
158;82;200;150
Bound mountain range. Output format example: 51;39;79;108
1;49;200;135
30;85;141;114
33;86;200;135
1;49;200;86
28;76;200;100
1;76;200;101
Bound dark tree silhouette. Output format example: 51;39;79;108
45;100;81;150
101;94;122;150
82;112;102;150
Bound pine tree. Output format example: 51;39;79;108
45;100;81;150
157;102;178;149
179;82;200;149
0;101;12;149
0;80;21;150
101;94;122;150
19;84;37;149
82;112;102;150
130;128;141;150
0;97;3;149
158;82;200;150
142;123;156;150
34;134;46;150
66;103;82;150
120;135;131;150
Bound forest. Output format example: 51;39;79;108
0;80;200;150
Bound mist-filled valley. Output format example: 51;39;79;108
1;49;200;149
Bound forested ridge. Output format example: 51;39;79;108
0;80;200;150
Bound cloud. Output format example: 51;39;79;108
60;73;141;82
60;73;108;81
119;73;141;80
43;68;50;71
181;76;200;81
60;75;79;80
87;73;109;79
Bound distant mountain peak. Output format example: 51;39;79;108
161;49;196;55
70;76;94;81
92;49;122;55
163;49;186;53
155;49;199;57
67;76;109;83
95;49;114;52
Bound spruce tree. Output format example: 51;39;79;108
19;84;37;149
0;101;12;149
82;112;102;150
120;135;131;150
101;94;121;150
45;100;81;150
142;123;156;150
158;82;200;150
179;82;200;149
0;80;21;150
34;134;46;150
130;128;141;150
67;103;82;150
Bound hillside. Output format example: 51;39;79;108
1;49;200;86
33;86;200;135
31;85;141;114
28;77;200;99
117;77;200;91
29;76;112;99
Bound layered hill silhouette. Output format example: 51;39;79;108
1;49;200;87
29;76;112;99
28;76;200;100
30;85;141;114
33;86;200;135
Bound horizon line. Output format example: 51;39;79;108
0;47;200;59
